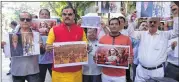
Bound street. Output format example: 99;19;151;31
1;52;52;82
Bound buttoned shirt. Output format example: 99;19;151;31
83;40;102;75
128;17;179;67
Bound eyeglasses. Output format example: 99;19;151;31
62;13;73;16
20;18;32;22
172;8;177;12
142;24;147;27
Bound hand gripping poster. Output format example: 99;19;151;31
4;32;40;57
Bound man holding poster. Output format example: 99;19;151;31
46;6;87;82
83;28;102;82
9;12;42;82
99;18;133;82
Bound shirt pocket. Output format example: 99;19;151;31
154;41;164;50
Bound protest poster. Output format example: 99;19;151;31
81;16;101;28
95;44;130;69
31;19;57;35
53;41;88;68
4;32;40;57
100;1;110;13
98;1;121;13
136;2;171;17
136;17;148;29
109;2;121;13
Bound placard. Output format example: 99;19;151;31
53;41;88;68
4;32;40;57
32;19;57;35
81;16;101;28
95;44;130;69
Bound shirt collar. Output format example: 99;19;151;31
61;22;76;27
88;39;98;43
17;27;33;33
147;30;160;35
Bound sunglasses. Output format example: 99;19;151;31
172;8;177;12
142;24;147;27
62;13;73;16
20;18;32;22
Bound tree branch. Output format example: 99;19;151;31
48;2;59;16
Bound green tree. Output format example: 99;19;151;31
126;1;136;14
40;1;95;22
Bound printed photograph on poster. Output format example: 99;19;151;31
53;41;88;68
95;44;130;69
9;33;23;57
21;32;40;56
4;32;40;57
136;17;148;30
99;1;121;13
140;2;153;17
81;16;101;28
109;2;121;13
159;17;173;30
31;19;57;35
152;2;171;17
136;2;171;17
101;1;110;13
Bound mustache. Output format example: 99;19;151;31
151;25;155;27
65;18;70;20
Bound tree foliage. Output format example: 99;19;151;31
40;1;95;22
127;1;136;14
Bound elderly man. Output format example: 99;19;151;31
127;14;178;81
7;12;42;82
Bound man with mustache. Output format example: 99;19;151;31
9;11;42;82
46;6;87;82
128;14;179;81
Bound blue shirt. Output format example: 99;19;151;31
38;36;53;64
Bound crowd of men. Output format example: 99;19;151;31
1;1;179;82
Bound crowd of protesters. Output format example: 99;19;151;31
1;1;179;82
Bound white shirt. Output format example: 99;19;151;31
128;17;179;67
82;40;102;75
167;37;179;66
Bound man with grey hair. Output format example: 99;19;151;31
127;16;178;81
10;11;42;82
